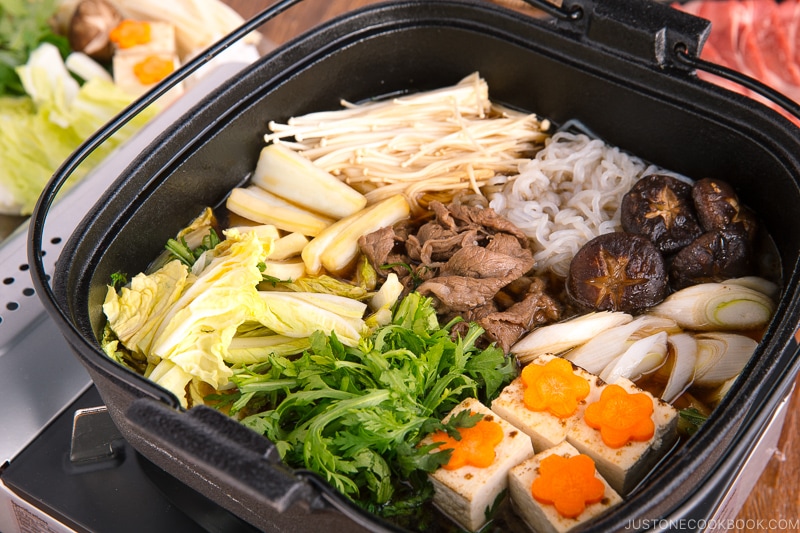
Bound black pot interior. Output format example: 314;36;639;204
50;1;800;531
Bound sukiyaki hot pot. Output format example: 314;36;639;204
30;0;800;531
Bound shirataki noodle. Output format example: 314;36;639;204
488;132;663;278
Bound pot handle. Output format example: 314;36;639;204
521;0;800;123
672;45;800;123
125;397;316;513
520;0;711;70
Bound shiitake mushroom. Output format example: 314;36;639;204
621;174;702;254
68;0;122;63
669;227;753;290
692;177;758;241
566;232;667;313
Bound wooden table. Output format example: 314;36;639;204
223;1;799;530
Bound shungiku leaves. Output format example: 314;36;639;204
229;292;516;514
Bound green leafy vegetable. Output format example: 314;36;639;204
677;407;708;437
227;292;516;516
165;228;221;267
0;0;68;96
0;44;157;214
110;271;128;289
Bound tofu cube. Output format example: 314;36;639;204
112;52;183;104
426;397;533;532
566;377;678;495
111;21;183;102
113;21;177;56
491;354;602;452
508;441;622;533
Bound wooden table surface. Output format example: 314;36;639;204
223;1;799;530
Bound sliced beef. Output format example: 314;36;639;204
359;199;561;351
478;279;562;353
673;0;800;127
446;201;530;245
418;275;508;312
407;226;479;265
439;238;534;280
358;226;397;268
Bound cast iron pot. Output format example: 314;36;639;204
29;0;800;531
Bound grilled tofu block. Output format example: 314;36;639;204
113;21;176;56
491;354;603;452
508;441;622;533
426;397;533;532
111;20;182;101
112;51;182;99
566;377;678;495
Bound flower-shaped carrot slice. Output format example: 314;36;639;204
110;20;152;49
521;358;590;418
583;384;655;448
431;413;504;470
531;454;606;518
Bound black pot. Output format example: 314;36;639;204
30;0;800;531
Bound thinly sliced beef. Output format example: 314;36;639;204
418;276;509;312
419;239;535;311
439;239;534;280
407;226;479;265
478;280;562;353
358;199;562;351
674;0;800;126
359;226;397;268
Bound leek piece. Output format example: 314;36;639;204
66;52;113;83
252;143;367;219
647;282;775;331
565;315;677;374
226;186;334;236
693;332;757;386
370;273;403;312
366;273;404;328
723;276;780;300
512;311;633;364
303;194;410;275
269;232;309;260
600;331;668;384
661;333;698;404
261;260;306;281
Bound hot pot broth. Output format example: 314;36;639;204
100;73;781;532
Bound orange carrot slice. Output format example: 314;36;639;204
521;357;590;418
583;384;655;448
431;413;504;470
132;55;175;85
110;20;152;49
531;453;606;518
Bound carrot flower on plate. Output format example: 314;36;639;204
531;453;606;518
521;357;591;418
583;384;655;447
